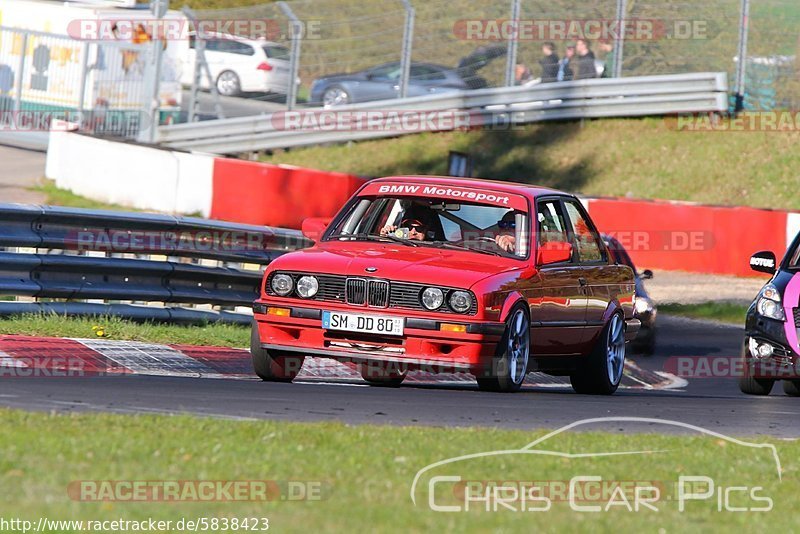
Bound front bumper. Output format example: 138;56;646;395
254;304;505;372
744;312;800;376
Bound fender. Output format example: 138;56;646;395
499;291;527;323
601;299;625;324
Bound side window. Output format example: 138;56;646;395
229;41;255;56
410;65;446;81
564;201;604;263
536;200;570;245
204;39;222;52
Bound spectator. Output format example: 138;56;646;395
574;39;597;80
539;42;560;83
515;63;533;85
598;39;616;78
557;45;575;81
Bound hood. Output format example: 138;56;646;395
269;241;523;289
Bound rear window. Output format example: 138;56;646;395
263;45;290;60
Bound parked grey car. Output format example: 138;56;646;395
309;46;506;106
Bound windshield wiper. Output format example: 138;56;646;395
430;241;503;257
354;233;421;247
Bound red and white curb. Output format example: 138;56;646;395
0;335;685;390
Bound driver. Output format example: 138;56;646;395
380;205;434;241
494;211;518;253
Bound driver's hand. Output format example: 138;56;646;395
380;225;397;236
495;235;516;252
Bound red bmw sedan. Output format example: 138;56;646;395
252;176;639;393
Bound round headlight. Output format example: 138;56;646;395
271;273;294;296
421;287;444;310
449;291;472;313
296;275;319;298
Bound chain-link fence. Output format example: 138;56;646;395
2;0;798;143
184;0;798;116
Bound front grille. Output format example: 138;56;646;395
266;272;476;315
346;278;367;305
794;307;800;328
368;279;390;307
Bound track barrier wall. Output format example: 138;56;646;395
46;132;796;277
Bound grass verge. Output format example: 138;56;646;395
0;409;795;532
30;180;145;211
0;314;249;347
661;302;749;325
263;117;800;211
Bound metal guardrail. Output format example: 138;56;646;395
0;205;312;324
156;72;729;154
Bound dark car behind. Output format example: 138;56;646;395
603;234;657;354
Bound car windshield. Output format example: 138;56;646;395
326;196;530;258
788;241;800;269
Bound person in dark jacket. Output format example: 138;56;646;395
539;42;560;83
574;39;597;80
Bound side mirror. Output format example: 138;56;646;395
641;269;654;280
750;250;777;275
301;217;331;242
537;241;573;266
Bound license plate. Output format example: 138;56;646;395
322;311;404;336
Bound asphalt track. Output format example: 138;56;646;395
0;316;797;438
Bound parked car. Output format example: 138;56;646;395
252;176;639;394
603;234;657;355
182;32;295;97
740;245;800;396
309;46;506;106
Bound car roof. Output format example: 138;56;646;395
199;32;284;47
372;175;571;200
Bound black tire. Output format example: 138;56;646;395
738;342;775;396
782;380;800;397
250;321;304;382
570;313;626;395
322;85;350;106
476;305;530;393
216;70;241;97
358;362;406;387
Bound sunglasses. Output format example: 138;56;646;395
401;219;426;232
498;220;516;230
